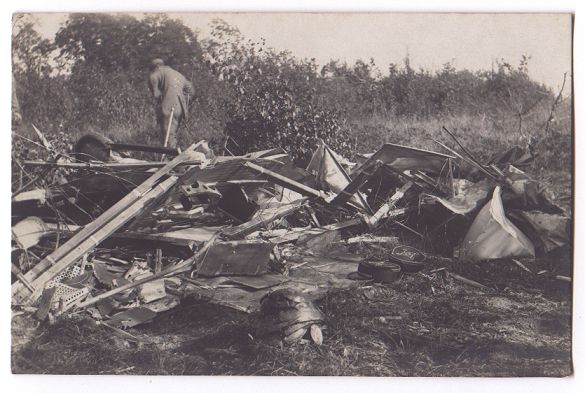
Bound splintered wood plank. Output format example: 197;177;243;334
221;198;307;239
12;142;202;304
13;176;178;305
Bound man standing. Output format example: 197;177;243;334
148;58;194;148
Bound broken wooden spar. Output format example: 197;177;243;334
365;182;414;229
221;198;308;239
329;160;383;209
13;175;179;304
11;142;203;304
243;161;327;200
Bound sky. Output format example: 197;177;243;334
25;12;573;91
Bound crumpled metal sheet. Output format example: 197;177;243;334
459;186;535;261
259;288;324;341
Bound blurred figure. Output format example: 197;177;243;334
148;58;194;148
12;76;22;127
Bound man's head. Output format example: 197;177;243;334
151;58;164;70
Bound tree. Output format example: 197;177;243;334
12;15;72;135
12;14;56;76
205;19;354;165
51;14;206;140
55;13;203;77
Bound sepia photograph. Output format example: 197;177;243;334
8;10;574;378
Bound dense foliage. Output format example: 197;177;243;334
12;14;567;169
205;19;354;163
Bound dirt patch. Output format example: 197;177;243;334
486;296;521;311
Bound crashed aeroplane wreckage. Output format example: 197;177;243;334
11;130;570;344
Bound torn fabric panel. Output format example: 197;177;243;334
12;217;50;250
197;240;272;277
517;211;570;253
306;140;369;211
424;179;492;215
459;186;535;261
353;143;454;176
488;145;535;168
503;165;564;214
12;189;48;204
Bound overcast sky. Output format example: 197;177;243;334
29;12;572;90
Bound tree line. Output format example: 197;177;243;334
12;14;559;166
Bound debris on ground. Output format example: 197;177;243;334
11;129;571;351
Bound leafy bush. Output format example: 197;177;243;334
12;15;568;174
205;19;355;165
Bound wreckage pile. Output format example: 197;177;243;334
11;130;570;344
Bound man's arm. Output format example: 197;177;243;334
148;72;162;100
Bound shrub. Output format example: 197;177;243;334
12;16;569;176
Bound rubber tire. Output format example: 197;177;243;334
358;260;401;283
389;245;427;273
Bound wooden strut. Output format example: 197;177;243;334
13;124;62;197
440;127;501;182
108;142;179;156
432;139;500;183
329;160;382;209
16;175;179;305
11;263;35;293
23;160;202;170
11;142;203;305
13;155;62;197
365;182;413;229
321;142;373;214
244;161;327;200
221;198;309;239
382;164;428;193
32;124;53;150
448;272;489;290
245;160;383;215
411;170;449;196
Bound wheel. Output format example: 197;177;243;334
357;260;402;283
389;245;427;273
72;133;114;162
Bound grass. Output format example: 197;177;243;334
349;103;572;175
